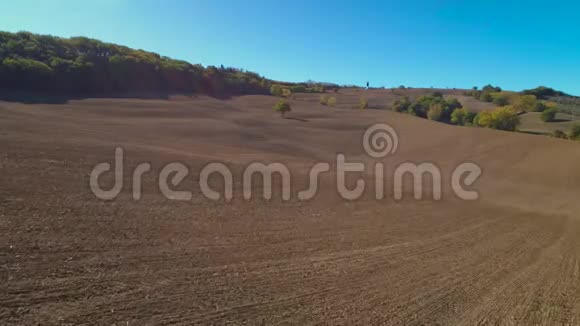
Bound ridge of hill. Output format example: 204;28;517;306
0;31;277;97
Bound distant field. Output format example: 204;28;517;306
452;95;496;112
519;112;580;135
550;96;580;116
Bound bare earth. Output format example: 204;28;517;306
1;89;580;325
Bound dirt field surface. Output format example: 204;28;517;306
1;89;580;325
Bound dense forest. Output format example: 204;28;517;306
0;31;273;96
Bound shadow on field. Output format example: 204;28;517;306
284;116;308;122
551;118;573;123
0;89;237;104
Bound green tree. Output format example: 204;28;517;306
0;31;271;95
490;107;520;131
533;101;548;112
540;108;558;122
274;99;291;117
427;104;444;121
493;93;510;106
290;85;306;93
270;84;284;97
475;107;520;131
451;107;469;125
514;95;537;112
479;92;493;102
446;97;463;111
282;87;292;98
392;96;411;112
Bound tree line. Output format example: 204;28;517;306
392;92;520;131
0;31;273;96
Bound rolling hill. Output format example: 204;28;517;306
1;87;580;324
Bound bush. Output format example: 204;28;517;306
290;85;306;93
514;95;537;112
274;99;291;117
465;111;478;125
282;88;292;98
427;104;444;121
358;97;368;109
270;84;284;97
474;111;492;127
475;107;520;131
327;96;336;106
392;96;411;112
540;108;558;122
320;95;329;105
402;95;462;120
553;129;568;139
480;92;493;102
533;101;547;112
446;97;463;110
427;103;453;122
493;93;510;106
569;124;580;140
451;107;469;125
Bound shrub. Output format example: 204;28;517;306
475;107;520;131
408;95;435;117
493;93;510;106
480;92;493;102
359;97;368;109
533;101;547;112
290;85;306;93
540;108;558;122
451;107;469;125
327;96;336;106
553;129;568;139
514;94;537;112
320;95;329;105
569;124;580;140
270;84;283;97
428;103;453;122
392;96;411;112
465;111;478;125
427;104;444;121
474;111;492;127
282;88;292;98
446;97;463;110
274;99;291;117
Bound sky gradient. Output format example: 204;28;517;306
1;0;579;94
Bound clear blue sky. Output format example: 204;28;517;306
2;0;579;94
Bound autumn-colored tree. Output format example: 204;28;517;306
274;99;291;117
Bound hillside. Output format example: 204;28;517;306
0;31;272;96
2;89;580;324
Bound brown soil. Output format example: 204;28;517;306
1;89;580;325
